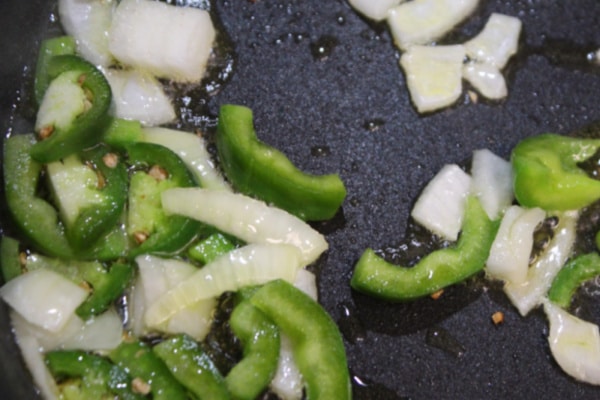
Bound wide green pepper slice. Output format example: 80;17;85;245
511;133;600;211
45;350;145;400
548;252;600;309
351;196;499;301
31;54;112;163
216;104;346;221
125;142;200;257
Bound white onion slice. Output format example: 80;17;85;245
544;300;600;385
135;255;216;340
400;45;466;113
387;0;479;50
145;243;303;327
470;148;513;220
463;62;508;100
10;312;59;400
486;206;546;284
161;188;328;265
348;0;403;21
143;127;231;191
465;13;522;69
103;68;176;126
410;164;472;241
109;0;216;82
504;211;578;316
58;0;115;67
0;269;88;333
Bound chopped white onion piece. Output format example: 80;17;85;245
0;269;88;333
463;62;507;100
544;300;600;385
486;206;546;284
109;0;216;82
387;0;479;50
410;164;472;241
103;68;176;126
145;243;303;327
58;0;115;67
504;211;578;316
161;188;328;265
135;255;216;340
400;45;466;113
465;13;522;69
470;148;513;220
348;0;403;21
143;127;231;191
10;312;59;400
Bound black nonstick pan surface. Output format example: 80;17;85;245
2;1;600;399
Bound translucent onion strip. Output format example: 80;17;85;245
161;188;328;265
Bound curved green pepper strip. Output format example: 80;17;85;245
125;142;200;257
55;145;128;251
34;36;76;105
351;196;499;301
30;54;112;163
109;340;188;400
548;252;600;309
216;104;346;221
3;134;127;260
226;299;280;400
153;334;229;400
4;134;74;259
511;133;600;211
45;350;144;400
249;279;351;400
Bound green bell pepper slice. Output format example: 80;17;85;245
548;252;600;309
226;299;280;400
30;54;112;163
125;142;200;257
351;196;499;301
153;334;229;400
34;36;76;105
45;350;144;400
109;340;188;400
216;104;346;221
249;279;351;400
511;133;600;211
0;236;23;282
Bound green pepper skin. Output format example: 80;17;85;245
30;55;112;163
153;334;229;400
250;279;351;400
188;232;238;265
45;350;145;400
34;36;76;105
66;145;128;251
351;196;499;301
511;134;600;211
226;300;280;400
109;340;188;400
76;262;135;320
4;134;75;259
126;142;200;257
0;236;22;282
548;252;600;309
216;104;346;221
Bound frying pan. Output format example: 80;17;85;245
2;0;600;399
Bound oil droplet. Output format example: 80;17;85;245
425;326;465;358
363;118;385;132
311;145;331;157
352;375;408;400
337;303;367;344
310;35;339;61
